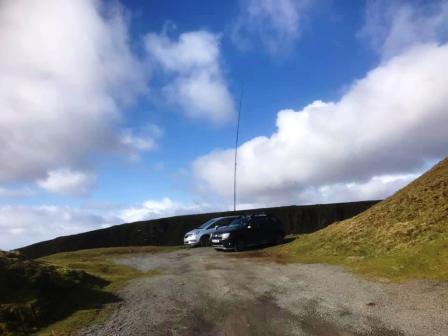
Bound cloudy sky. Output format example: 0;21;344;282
1;0;447;250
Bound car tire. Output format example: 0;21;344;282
234;239;246;252
200;235;210;247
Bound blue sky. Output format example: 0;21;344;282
1;0;448;249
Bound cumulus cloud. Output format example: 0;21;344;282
145;31;235;123
224;173;418;208
0;186;35;198
232;0;311;54
360;0;448;59
119;197;213;223
194;43;448;205
0;196;217;250
0;205;119;250
119;124;163;160
120;131;156;152
296;174;419;205
0;0;147;184
37;169;94;196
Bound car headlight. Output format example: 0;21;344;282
221;233;230;239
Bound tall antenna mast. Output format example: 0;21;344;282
234;84;244;212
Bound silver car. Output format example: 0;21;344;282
184;216;238;247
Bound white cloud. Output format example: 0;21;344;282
119;197;213;223
297;174;419;205
145;31;235;123
119;124;163;160
254;174;415;207
232;0;311;54
0;186;35;198
0;204;119;250
37;169;94;196
223;173;418;208
120;131;156;152
0;197;216;250
0;0;147;183
194;43;448;205
360;0;448;59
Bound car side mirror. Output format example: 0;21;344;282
215;225;219;230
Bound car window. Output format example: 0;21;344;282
257;217;269;227
249;218;261;229
207;220;222;229
229;217;246;227
208;217;233;229
220;217;235;226
199;218;217;229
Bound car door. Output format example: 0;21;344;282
258;217;273;243
246;217;262;245
203;219;219;236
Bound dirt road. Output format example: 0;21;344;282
81;247;448;336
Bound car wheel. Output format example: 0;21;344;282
234;239;246;252
200;235;210;247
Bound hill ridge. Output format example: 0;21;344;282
327;157;448;252
277;157;448;280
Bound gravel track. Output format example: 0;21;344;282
81;247;448;336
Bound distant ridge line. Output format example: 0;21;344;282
18;200;380;259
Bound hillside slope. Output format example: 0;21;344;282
276;157;448;280
1;246;174;336
0;251;114;335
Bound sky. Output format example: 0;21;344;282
1;0;448;250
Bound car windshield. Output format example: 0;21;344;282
198;218;218;229
228;217;246;227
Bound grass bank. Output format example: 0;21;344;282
35;246;178;336
0;246;178;336
269;232;448;282
243;158;448;282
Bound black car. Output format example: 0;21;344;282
210;214;284;251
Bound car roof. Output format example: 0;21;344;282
240;214;269;218
214;216;238;220
212;214;273;221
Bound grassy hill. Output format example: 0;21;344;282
0;250;111;335
268;157;448;281
0;247;169;336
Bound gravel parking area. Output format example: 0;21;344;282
81;247;448;336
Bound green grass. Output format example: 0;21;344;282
272;232;448;282
238;232;448;282
33;246;179;336
2;246;177;336
283;158;448;282
39;246;176;290
241;158;448;282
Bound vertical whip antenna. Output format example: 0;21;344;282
234;84;244;212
